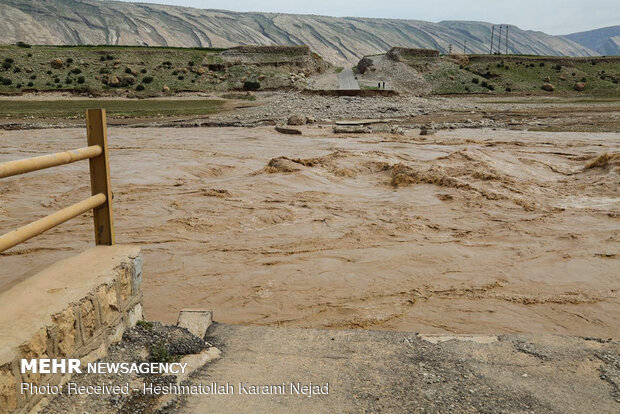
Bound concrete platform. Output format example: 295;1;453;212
177;323;620;413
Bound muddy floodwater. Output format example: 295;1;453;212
1;126;618;337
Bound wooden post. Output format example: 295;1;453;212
86;109;115;245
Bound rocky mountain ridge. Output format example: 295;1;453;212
0;0;602;65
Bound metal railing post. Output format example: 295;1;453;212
86;109;115;245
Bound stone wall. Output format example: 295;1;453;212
0;245;143;414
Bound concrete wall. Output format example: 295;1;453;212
0;245;143;414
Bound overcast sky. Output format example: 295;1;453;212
117;0;618;34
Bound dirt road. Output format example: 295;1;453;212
178;324;620;413
338;68;360;90
0;125;618;337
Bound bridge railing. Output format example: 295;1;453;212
0;109;114;253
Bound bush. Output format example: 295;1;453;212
177;75;184;80
472;78;479;84
105;55;114;61
125;67;133;74
4;58;14;64
13;67;21;73
65;77;72;84
53;77;60;83
505;86;512;92
487;84;495;91
27;81;34;87
77;76;85;84
16;41;31;48
66;58;73;64
46;70;52;75
136;84;145;91
16;83;22;88
1;77;12;86
142;76;154;84
99;68;109;74
539;62;545;67
71;68;82;74
30;75;36;80
554;64;562;71
172;70;179;75
188;61;195;66
481;80;488;88
243;80;261;91
100;56;106;62
141;68;147;74
2;61;12;70
27;53;32;57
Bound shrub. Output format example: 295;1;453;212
172;70;179;75
2;61;12;70
177;75;184;80
65;77;72;84
472;77;479;84
125;67;133;74
27;81;34;87
27;53;32;57
99;68;109;74
16;83;22;88
16;41;31;48
46;70;52;75
539;62;545;67
136;84;145;91
13;67;21;73
30;75;36;80
53;77;60;83
505;86;512;92
142;76;153;84
105;55;114;61
188;61;195;66
100;56;106;62
487;84;495;91
243;80;261;91
581;77;587;82
77;76;85;84
66;58;73;64
481;80;488;88
554;64;562;71
71;68;82;74
141;68;147;74
1;77;12;86
4;58;14;64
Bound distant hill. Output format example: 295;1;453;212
0;0;597;65
564;26;620;56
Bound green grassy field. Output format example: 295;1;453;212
0;44;312;95
422;55;620;96
0;99;225;119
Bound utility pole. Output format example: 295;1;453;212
463;39;467;54
448;43;452;54
505;25;509;54
489;25;495;55
497;26;502;54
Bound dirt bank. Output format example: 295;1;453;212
0;126;618;337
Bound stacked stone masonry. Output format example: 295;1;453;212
0;246;143;414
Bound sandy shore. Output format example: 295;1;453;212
0;125;618;336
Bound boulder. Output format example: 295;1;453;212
287;114;306;126
574;82;586;91
420;126;436;136
357;57;374;74
275;124;302;135
162;85;170;92
107;75;120;87
541;83;555;92
50;58;63;69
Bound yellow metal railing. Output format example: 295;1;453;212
0;109;115;253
